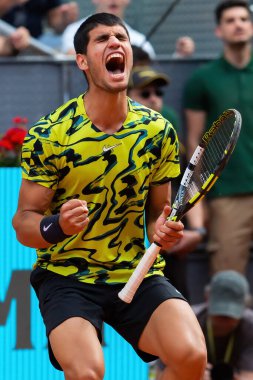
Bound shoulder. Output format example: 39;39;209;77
128;98;173;130
28;95;83;136
187;58;224;81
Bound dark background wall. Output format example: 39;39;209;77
0;57;206;134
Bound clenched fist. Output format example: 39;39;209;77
59;199;89;236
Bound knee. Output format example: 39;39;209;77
164;336;207;378
64;362;104;380
183;341;207;373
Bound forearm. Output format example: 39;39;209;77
12;210;51;248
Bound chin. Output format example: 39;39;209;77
110;84;128;93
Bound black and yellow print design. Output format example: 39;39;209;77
21;95;180;284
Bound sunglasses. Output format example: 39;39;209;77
140;88;164;99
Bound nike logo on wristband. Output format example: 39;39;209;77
43;223;53;232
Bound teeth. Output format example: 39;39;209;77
106;53;123;63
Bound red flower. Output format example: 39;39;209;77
0;117;28;152
0;138;13;150
12;116;28;125
5;127;27;146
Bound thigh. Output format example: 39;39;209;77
138;298;205;364
30;267;105;370
49;317;104;375
109;275;186;362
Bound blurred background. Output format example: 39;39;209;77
1;1;253;379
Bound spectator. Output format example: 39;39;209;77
62;1;196;60
183;0;253;275
0;0;30;55
172;35;196;58
61;0;156;58
1;0;79;50
131;44;153;66
128;64;207;297
156;270;253;380
128;65;180;130
0;0;27;15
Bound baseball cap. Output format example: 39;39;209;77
128;65;170;89
208;270;249;319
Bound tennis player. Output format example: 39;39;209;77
12;13;206;380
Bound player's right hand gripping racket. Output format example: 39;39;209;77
118;109;242;303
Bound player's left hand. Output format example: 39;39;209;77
153;205;184;250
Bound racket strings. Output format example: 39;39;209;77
179;114;236;206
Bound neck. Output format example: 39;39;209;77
223;43;252;68
84;87;128;133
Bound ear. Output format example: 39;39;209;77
215;26;222;39
76;54;88;71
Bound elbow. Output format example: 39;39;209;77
12;212;33;247
12;213;19;237
12;213;26;246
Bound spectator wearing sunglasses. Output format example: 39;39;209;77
128;65;179;131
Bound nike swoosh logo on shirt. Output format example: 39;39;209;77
102;143;122;153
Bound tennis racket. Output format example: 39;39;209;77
118;108;242;303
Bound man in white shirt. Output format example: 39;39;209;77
61;0;156;58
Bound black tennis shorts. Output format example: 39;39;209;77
30;267;186;371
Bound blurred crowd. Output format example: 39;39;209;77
1;1;253;380
0;0;195;57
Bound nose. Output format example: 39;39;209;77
108;35;121;48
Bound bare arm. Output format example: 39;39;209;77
145;182;184;250
12;179;89;248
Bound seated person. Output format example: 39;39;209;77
156;270;253;380
1;0;79;50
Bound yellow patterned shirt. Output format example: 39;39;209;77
21;94;180;284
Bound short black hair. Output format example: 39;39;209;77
215;0;251;24
74;12;129;54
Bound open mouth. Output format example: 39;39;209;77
106;53;125;75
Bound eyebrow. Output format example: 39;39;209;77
94;31;129;41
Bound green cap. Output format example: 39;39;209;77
208;270;249;318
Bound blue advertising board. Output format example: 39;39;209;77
0;168;148;380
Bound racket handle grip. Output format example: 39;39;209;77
118;242;161;303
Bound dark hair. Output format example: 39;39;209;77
215;0;251;24
74;12;129;54
132;45;152;66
